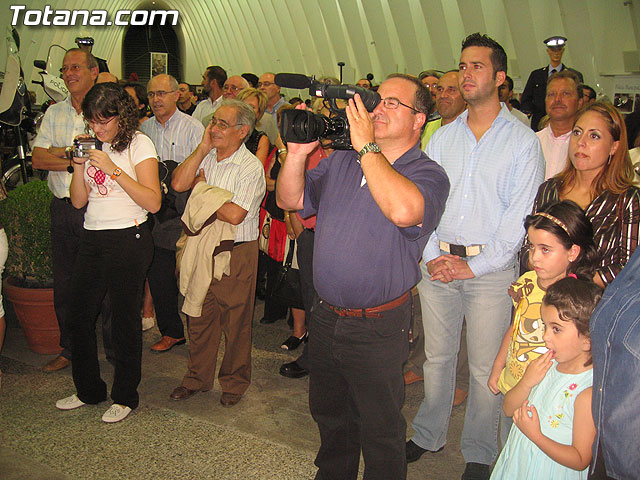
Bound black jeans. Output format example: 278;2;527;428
147;246;184;339
69;223;153;409
50;197;112;359
308;296;411;480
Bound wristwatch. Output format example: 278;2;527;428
358;142;381;160
110;168;122;180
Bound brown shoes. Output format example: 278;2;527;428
169;386;199;401
150;336;186;353
404;370;424;385
220;392;242;407
43;355;71;372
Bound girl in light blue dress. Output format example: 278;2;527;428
491;277;602;479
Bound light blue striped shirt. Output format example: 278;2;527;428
423;105;545;278
32;95;87;199
140;109;204;163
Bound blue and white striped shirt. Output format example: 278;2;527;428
199;143;266;242
32;95;87;199
140;109;204;164
423;105;545;278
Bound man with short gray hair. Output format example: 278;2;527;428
141;74;204;353
259;72;289;124
169;99;265;408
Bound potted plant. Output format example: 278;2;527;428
0;179;60;354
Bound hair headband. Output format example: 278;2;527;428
534;212;570;237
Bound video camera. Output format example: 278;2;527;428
275;73;380;150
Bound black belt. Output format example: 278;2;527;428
56;196;72;204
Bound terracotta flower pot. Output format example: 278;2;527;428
3;277;61;355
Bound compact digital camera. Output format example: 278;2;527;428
72;137;99;158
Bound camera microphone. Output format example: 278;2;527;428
318;85;380;111
274;73;312;89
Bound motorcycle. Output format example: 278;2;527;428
32;43;68;104
0;28;47;190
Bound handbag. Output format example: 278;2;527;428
271;239;304;310
259;210;271;254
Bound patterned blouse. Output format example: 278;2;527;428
525;178;640;285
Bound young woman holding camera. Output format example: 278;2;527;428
55;82;161;423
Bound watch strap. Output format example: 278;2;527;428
110;168;122;180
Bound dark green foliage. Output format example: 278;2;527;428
0;180;53;287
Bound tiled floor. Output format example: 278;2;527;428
0;300;467;479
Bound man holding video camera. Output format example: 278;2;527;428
276;74;450;480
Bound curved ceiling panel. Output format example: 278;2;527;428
1;0;638;103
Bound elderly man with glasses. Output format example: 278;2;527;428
140;74;204;354
169;99;265;408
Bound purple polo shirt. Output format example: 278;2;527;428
301;145;449;308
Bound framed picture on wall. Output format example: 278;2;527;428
150;52;168;77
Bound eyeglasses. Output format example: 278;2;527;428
257;81;274;88
85;116;116;128
210;117;241;130
222;84;243;93
61;64;88;73
147;90;175;99
381;97;420;114
422;83;438;89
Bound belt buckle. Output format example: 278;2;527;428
449;244;467;257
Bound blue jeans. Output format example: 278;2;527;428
411;259;516;464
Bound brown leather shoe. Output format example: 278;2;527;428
150;336;186;353
453;388;468;407
220;392;242;407
169;386;198;401
404;370;424;385
43;355;71;372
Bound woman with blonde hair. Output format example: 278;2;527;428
237;87;271;167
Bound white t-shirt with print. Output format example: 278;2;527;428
83;131;158;230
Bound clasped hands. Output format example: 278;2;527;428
427;255;475;283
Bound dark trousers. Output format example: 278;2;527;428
50;197;86;358
69;223;153;409
51;197;113;359
308;295;411;480
147;246;184;339
295;228;315;370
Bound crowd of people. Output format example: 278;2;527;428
0;29;636;480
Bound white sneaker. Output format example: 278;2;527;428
56;394;86;411
141;316;155;331
102;404;132;423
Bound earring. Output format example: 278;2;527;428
607;154;612;165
